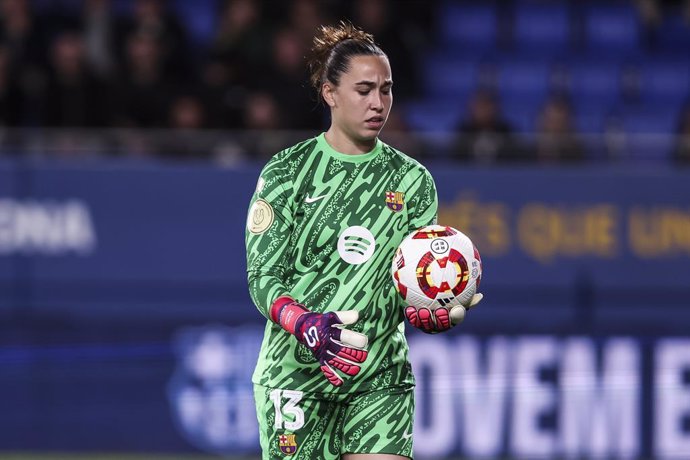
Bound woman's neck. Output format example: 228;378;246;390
324;128;376;155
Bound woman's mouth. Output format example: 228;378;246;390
365;117;384;129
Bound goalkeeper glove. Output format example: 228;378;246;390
270;296;369;386
405;293;483;334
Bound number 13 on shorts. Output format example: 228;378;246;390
270;389;305;430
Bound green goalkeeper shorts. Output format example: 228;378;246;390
254;384;415;459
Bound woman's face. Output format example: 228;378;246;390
326;54;393;145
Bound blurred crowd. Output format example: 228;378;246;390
0;0;435;161
434;0;690;166
0;0;689;164
449;89;690;165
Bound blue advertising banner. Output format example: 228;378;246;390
0;159;689;459
1;162;688;312
432;167;690;290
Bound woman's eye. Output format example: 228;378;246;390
358;91;369;96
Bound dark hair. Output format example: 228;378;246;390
307;21;386;101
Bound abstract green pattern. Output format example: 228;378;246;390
246;133;438;395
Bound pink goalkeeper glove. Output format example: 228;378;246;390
405;293;484;334
270;296;369;386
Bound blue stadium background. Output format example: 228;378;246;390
1;1;690;459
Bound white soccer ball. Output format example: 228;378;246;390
391;225;482;310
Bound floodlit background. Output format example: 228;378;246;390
1;0;690;459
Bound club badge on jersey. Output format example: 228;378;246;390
278;433;298;455
385;191;405;212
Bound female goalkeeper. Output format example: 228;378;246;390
245;22;482;460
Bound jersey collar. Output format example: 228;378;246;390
316;133;382;163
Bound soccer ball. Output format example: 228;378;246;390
391;225;482;310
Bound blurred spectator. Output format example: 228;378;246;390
241;90;290;158
672;103;690;164
0;45;23;127
159;93;211;160
116;0;190;80
638;0;690;42
263;27;323;130
208;0;271;89
534;97;585;164
81;0;118;77
243;91;282;130
288;0;328;45
199;59;246;129
113;32;174;128
451;90;524;163
169;94;205;131
0;0;47;68
636;0;662;28
395;0;437;50
1;0;49;125
42;31;109;127
660;0;690;20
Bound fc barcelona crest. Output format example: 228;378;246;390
278;433;298;455
386;191;405;212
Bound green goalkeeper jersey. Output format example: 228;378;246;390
246;133;438;394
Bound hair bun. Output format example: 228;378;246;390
307;21;382;96
312;21;376;54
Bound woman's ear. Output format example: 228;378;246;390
322;83;336;108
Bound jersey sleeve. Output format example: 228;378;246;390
408;167;438;232
245;155;295;319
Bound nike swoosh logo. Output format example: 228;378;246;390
305;195;328;203
402;429;413;440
